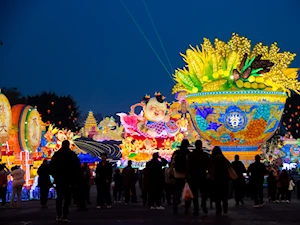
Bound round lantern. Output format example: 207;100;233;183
12;105;42;152
0;90;12;143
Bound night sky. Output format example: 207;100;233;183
1;0;300;117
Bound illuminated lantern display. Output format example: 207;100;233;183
11;105;42;153
0;90;12;144
172;33;299;164
118;93;188;162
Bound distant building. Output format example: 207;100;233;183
80;111;99;137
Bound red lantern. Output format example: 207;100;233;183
58;121;62;125
47;109;50;114
283;122;286;125
296;112;298;115
289;104;291;108
296;123;299;127
288;125;291;128
289;118;292;122
291;114;294;117
51;102;54;105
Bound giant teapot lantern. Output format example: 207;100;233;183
172;33;299;164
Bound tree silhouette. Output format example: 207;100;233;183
27;92;80;131
281;93;300;138
0;87;27;106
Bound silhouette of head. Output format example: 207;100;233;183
62;140;70;149
235;155;240;161
180;139;189;150
195;140;202;150
211;146;222;157
153;152;159;160
128;160;132;167
43;159;48;164
255;155;261;162
100;153;107;161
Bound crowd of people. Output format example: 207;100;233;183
1;139;300;223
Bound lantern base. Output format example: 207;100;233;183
219;145;258;152
222;151;262;168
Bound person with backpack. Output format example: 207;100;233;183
170;139;190;214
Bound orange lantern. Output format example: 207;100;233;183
0;91;12;143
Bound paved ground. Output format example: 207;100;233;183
1;187;300;225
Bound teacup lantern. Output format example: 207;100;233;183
172;33;299;164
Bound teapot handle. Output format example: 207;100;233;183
130;103;144;115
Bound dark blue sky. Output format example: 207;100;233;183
1;0;300;117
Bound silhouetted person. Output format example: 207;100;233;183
247;155;267;207
231;155;246;206
164;162;174;205
113;169;123;202
278;169;290;202
170;139;190;214
83;163;92;204
295;178;300;200
123;160;137;204
187;140;209;216
141;168;149;206
77;166;90;211
95;153;112;209
50;140;81;222
146;153;167;210
38;159;52;208
209;146;230;215
0;164;9;208
267;170;277;202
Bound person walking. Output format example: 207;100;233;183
170;139;190;214
247;155;267;208
37;159;52;208
164;162;174;205
267;170;277;202
113;169;123;203
10;166;25;209
122;160;137;205
288;178;295;202
296;178;300;200
146;153;167;210
0;164;10;208
208;146;230;215
187;140;209;216
95;153;113;209
141;168;149;206
231;155;246;206
77;166;90;211
50;140;81;223
278;170;290;202
83;163;92;204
